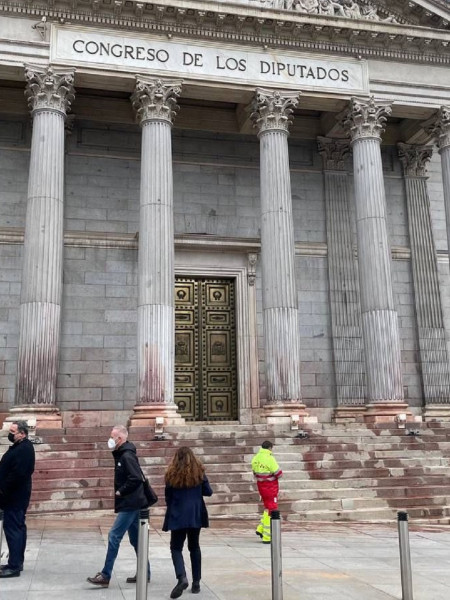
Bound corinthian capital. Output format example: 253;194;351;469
24;65;75;116
425;106;450;151
251;88;301;135
317;137;351;171
131;77;182;125
398;143;433;178
341;96;392;142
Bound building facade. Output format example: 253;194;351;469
0;0;450;429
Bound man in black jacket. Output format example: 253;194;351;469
0;420;35;578
87;424;150;588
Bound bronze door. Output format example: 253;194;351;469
175;277;238;421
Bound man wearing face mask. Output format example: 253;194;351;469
87;424;151;588
0;420;35;578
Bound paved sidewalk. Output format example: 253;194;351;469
2;517;450;599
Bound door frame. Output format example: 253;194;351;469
175;252;259;423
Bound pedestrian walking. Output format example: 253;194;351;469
163;446;213;598
0;420;35;578
87;424;151;588
251;440;283;544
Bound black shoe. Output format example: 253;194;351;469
2;564;24;572
170;575;189;599
192;581;201;594
126;574;151;583
255;531;263;539
0;568;20;578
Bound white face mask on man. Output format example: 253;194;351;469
107;437;117;450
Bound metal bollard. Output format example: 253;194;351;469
0;510;3;563
397;511;414;600
136;508;150;600
270;510;283;600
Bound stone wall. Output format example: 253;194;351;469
0;121;448;417
0;245;21;412
59;246;138;413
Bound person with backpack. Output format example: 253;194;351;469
87;424;151;587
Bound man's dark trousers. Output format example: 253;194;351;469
3;508;26;570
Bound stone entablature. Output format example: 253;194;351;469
51;27;369;95
2;0;448;30
1;1;450;65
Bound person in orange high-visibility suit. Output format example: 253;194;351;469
251;441;283;544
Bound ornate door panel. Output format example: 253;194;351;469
175;277;237;421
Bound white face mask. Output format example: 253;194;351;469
107;437;117;450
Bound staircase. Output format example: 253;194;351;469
3;422;450;522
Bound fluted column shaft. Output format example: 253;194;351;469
132;78;181;406
16;66;74;406
428;107;450;262
252;89;302;403
442;145;450;257
318;138;365;406
342;98;403;403
398;143;450;403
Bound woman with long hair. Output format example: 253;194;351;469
163;446;213;598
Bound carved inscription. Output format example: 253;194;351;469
52;27;368;93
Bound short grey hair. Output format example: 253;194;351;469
13;420;29;436
112;424;128;439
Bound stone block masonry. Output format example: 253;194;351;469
59;246;138;412
0;119;448;418
0;245;21;413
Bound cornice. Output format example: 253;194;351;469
1;1;450;65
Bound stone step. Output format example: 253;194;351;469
32;431;450;448
38;430;285;445
34;428;450;447
287;494;450;513
32;477;113;491
30;472;450;496
28;497;253;517
22;420;450;521
32;462;450;482
284;505;447;522
61;424;276;436
33;442;450;461
32;437;450;454
31;482;450;507
33;449;450;470
28;501;450;524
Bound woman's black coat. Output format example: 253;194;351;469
163;476;213;531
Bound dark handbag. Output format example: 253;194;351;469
142;477;158;507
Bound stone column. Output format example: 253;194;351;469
251;88;308;425
317;137;366;422
398;143;450;420
9;66;75;429
427;107;450;267
130;77;183;426
341;97;407;422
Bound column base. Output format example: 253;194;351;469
333;405;366;423
363;402;419;424
263;402;317;427
128;403;185;427
2;405;63;430
423;404;450;422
